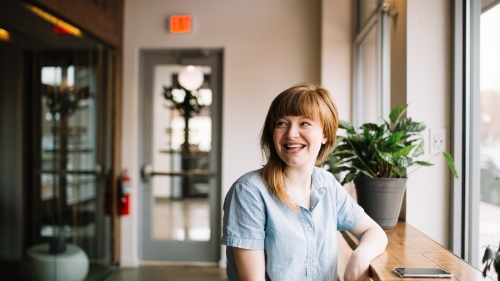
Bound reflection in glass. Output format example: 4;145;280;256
0;1;113;279
151;65;212;241
479;5;500;281
153;198;210;241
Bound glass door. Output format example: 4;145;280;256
0;1;114;279
139;49;222;262
26;48;113;280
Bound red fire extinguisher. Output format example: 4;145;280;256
119;169;132;215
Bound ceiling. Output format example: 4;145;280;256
0;0;103;49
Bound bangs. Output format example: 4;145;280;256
271;89;321;121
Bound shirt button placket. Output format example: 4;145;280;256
302;211;317;279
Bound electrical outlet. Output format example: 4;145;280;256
430;128;446;154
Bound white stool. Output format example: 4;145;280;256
25;243;89;281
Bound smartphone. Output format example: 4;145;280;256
394;267;453;278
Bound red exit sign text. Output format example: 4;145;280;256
170;15;192;33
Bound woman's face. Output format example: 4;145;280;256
272;115;327;170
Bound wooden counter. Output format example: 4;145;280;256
342;221;493;281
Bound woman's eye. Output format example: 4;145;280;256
276;121;287;127
300;122;311;127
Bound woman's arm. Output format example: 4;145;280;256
232;247;266;281
343;214;388;281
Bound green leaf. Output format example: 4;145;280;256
393;145;415;158
378;152;394;165
389;104;408;124
414;161;433;166
324;103;460;183
412;141;425;157
443;152;459;179
349;134;366;144
361;123;380;132
341;172;358;185
383;131;404;147
406;122;427;133
482;263;490;278
338;120;355;133
329;166;352;174
483;246;495;263
395;157;409;168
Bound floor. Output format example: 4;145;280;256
153;197;210;241
103;264;227;281
103;198;227;281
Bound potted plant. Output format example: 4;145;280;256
482;242;500;281
327;104;458;229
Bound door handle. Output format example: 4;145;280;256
39;164;103;176
141;163;215;183
141;163;154;182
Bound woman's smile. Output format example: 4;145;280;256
283;142;306;153
273;115;326;168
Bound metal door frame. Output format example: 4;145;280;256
138;49;222;262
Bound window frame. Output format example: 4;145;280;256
451;0;481;265
352;1;391;127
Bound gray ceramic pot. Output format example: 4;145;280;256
354;177;407;229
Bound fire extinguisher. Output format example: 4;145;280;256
119;169;132;215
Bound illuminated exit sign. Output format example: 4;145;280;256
170;15;192;33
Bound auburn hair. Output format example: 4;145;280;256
260;83;339;210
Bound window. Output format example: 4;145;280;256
478;3;500;280
352;0;390;127
454;1;500;280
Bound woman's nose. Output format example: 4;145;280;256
287;125;299;138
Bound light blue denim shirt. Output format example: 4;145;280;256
221;167;364;281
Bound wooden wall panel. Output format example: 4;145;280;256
32;0;124;47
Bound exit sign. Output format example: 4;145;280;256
170;15;192;33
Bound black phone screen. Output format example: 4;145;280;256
394;267;453;278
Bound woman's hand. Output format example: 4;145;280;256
343;249;372;281
343;214;388;281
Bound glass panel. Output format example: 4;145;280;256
152;65;212;241
0;1;113;279
358;25;381;125
40;60;98;247
479;4;500;281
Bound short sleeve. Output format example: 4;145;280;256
221;181;267;250
333;180;364;231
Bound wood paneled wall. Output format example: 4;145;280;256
33;0;124;46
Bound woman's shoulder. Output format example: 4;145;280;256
230;168;266;192
312;166;336;185
224;168;270;206
234;168;262;182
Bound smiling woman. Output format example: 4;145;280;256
221;83;388;281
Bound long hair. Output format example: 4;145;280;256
260;83;339;210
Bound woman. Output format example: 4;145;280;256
221;83;387;281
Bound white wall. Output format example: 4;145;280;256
321;0;352;121
121;0;453;266
121;0;343;267
405;0;452;246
